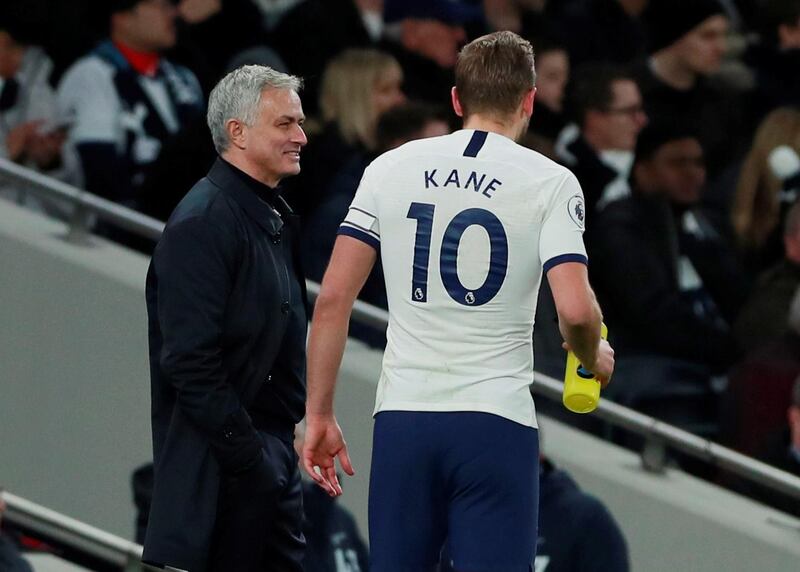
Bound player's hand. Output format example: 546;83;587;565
562;339;615;388
302;413;355;497
590;339;615;388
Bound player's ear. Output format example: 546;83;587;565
522;87;536;118
451;87;464;118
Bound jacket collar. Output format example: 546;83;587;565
207;158;285;236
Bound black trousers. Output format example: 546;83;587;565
208;430;305;572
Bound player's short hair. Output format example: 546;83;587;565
207;64;303;154
792;375;800;408
455;31;536;119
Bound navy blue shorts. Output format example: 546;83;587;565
369;411;539;572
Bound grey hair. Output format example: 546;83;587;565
207;65;303;154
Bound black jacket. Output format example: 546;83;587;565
143;158;307;571
537;460;629;572
589;193;746;369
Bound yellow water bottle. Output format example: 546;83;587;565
562;323;608;414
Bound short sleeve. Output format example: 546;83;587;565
338;161;381;250
57;58;120;145
540;172;588;273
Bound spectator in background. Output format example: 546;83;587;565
534;456;629;572
731;107;800;270
746;0;800;123
271;0;384;116
549;0;648;67
380;0;483;105
734;202;800;350
639;0;747;187
590;124;748;437
284;48;405;218
557;63;647;227
0;491;31;572
168;0;268;95
301;101;450;335
0;3;65;194
57;0;204;213
523;37;569;158
738;375;800;517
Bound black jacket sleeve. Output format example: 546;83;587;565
154;216;261;473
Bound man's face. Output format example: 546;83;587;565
675;15;729;76
117;0;177;52
535;49;569;113
639;138;706;205
0;31;25;79
244;88;307;186
591;79;647;151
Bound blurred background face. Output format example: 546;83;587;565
371;64;406;119
639;138;706;205
535;49;569;113
587;78;647;150
402;19;466;68
114;0;177;52
675;15;729;75
0;31;25;79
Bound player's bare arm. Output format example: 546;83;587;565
547;261;615;385
304;235;377;496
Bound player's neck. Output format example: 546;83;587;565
463;115;523;142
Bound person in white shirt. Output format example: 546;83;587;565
303;30;615;571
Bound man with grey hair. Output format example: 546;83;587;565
144;64;308;571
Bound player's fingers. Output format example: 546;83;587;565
338;445;356;476
325;465;342;496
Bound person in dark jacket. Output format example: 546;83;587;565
590;124;749;437
535;457;629;572
143;64;309;572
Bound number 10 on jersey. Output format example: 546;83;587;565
407;202;509;307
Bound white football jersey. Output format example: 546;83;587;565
339;129;587;428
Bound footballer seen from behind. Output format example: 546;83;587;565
303;30;615;572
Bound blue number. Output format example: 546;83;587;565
407;203;435;302
407;203;508;306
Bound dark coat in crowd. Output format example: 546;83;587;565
143;159;307;570
536;459;629;572
589;193;747;369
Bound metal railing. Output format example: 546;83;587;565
3;158;800;568
2;490;143;571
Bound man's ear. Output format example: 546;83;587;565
451;86;464;118
226;118;247;150
522;87;536;118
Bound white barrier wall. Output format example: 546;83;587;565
1;198;799;571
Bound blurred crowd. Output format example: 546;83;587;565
1;0;799;520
